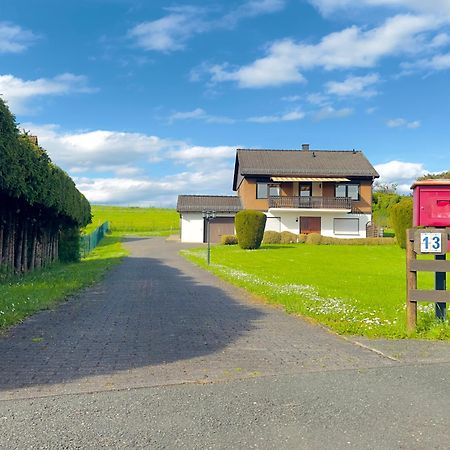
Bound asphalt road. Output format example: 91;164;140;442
1;237;449;449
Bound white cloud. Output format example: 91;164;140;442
0;73;93;114
326;73;380;97
386;118;421;128
74;167;234;207
0;22;37;53
129;7;206;52
222;0;286;26
375;160;427;192
314;106;353;120
170;145;236;164
21;122;238;206
208;14;436;88
129;1;286;53
307;0;450;19
281;95;302;102
306;92;330;106
247;110;305;123
168;108;235;124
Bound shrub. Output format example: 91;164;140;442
305;233;322;245
390;198;413;249
221;234;238;245
298;233;307;243
235;210;267;249
263;231;281;244
280;231;298;244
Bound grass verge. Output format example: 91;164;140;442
0;235;127;331
181;243;450;340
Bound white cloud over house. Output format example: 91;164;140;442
375;160;427;193
21;122;237;206
129;1;286;53
207;14;437;88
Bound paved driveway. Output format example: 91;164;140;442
1;237;449;448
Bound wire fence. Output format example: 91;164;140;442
80;221;110;257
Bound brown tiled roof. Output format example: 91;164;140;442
177;195;242;212
236;149;379;178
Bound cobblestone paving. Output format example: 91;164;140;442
0;237;394;400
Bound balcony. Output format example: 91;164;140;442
268;196;352;210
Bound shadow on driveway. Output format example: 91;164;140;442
0;241;264;391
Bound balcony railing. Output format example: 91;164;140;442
269;196;352;210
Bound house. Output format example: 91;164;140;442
177;145;379;242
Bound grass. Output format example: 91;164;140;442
0;235;127;331
181;243;450;340
85;205;179;235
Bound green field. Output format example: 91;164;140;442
182;244;450;340
85;205;180;235
0;236;127;330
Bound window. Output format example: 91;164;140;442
335;183;359;200
334;218;359;235
299;183;311;197
269;185;280;197
257;183;280;198
257;182;268;199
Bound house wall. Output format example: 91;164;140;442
265;210;371;238
238;178;269;210
181;212;204;243
353;180;372;213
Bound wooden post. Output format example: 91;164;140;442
406;229;417;332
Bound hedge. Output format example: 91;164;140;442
390;198;413;249
235;210;266;249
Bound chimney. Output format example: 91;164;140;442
301;143;309;151
28;135;38;146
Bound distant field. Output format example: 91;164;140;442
85;205;180;235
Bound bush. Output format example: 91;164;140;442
235;210;267;249
59;226;81;262
280;231;298;244
263;231;281;244
221;234;238;245
305;233;322;245
390;198;413;249
319;236;396;245
298;233;307;243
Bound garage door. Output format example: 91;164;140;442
207;217;235;243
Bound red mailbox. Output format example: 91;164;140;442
411;179;450;227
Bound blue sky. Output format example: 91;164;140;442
1;0;449;206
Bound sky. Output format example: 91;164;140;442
1;0;449;206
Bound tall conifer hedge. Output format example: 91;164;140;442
0;98;91;273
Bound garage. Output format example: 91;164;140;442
207;217;235;243
177;195;242;243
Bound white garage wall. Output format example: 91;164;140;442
181;212;204;243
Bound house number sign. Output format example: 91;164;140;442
414;230;448;255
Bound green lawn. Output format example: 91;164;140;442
85;205;179;235
181;244;450;340
0;235;127;331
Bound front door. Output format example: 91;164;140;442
299;216;321;234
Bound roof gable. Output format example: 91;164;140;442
177;195;242;213
233;149;379;190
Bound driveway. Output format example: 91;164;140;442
1;237;449;448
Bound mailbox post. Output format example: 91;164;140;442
410;179;450;324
